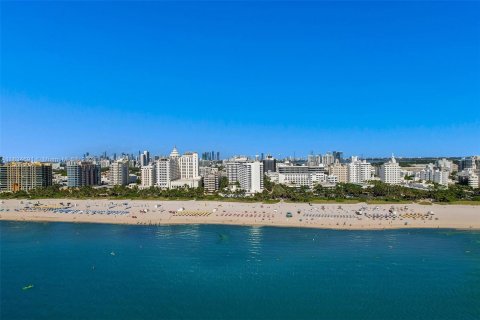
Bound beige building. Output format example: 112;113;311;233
328;161;348;183
0;162;52;191
109;160;129;186
203;172;220;193
141;165;156;188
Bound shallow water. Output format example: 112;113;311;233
1;221;479;319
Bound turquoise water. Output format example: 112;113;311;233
1;222;479;320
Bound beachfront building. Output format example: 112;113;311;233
179;152;199;179
225;157;249;183
155;158;177;188
277;163;326;188
203;172;220;193
380;156;401;184
417;164;449;186
328;160;348;183
0;162;52;192
457;169;479;189
154;147;201;189
347;157;372;184
141;165;156;188
225;157;263;193
109;160;129;186
66;161;101;187
238;161;264;194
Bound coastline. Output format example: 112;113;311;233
1;199;479;230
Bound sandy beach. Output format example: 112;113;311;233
1;199;479;230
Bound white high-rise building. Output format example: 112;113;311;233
225;157;248;183
109;160;129;186
238;161;264;194
418;164;449;186
179;152;199;179
380;156;401;184
155;157;178;188
141;165;156;188
433;169;449;186
347;156;372;184
155;147;201;189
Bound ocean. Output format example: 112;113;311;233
1;221;479;319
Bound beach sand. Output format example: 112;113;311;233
0;199;479;230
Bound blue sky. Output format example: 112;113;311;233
1;1;479;159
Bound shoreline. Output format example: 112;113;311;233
2;217;479;232
1;199;479;231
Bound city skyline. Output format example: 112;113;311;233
1;2;479;158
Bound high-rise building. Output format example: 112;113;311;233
457;169;479;189
459;156;477;171
156;158;176;188
380;156;401;184
328;160;348;183
203;172;220;193
141;165;156;188
155;147;200;189
67;161;101;187
226;157;249;183
0;162;52;191
277;163;326;188
238;161;264;194
139;150;150;167
436;158;453;172
179;152;199;179
347;156;372;184
418;164;449;186
322;153;335;166
262;155;277;174
109;160;129;186
333;151;343;163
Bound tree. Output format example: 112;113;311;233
263;175;274;192
219;176;229;189
272;184;287;199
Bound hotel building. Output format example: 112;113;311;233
347;157;372;184
109;160;129;186
380;156;401;184
67;161;101;187
328;161;348;183
0;162;52;191
141;165;156;188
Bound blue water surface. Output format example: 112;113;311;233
1;221;479;320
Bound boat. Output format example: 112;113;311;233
22;284;34;291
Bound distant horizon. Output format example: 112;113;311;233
1;149;478;163
1;2;479;157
